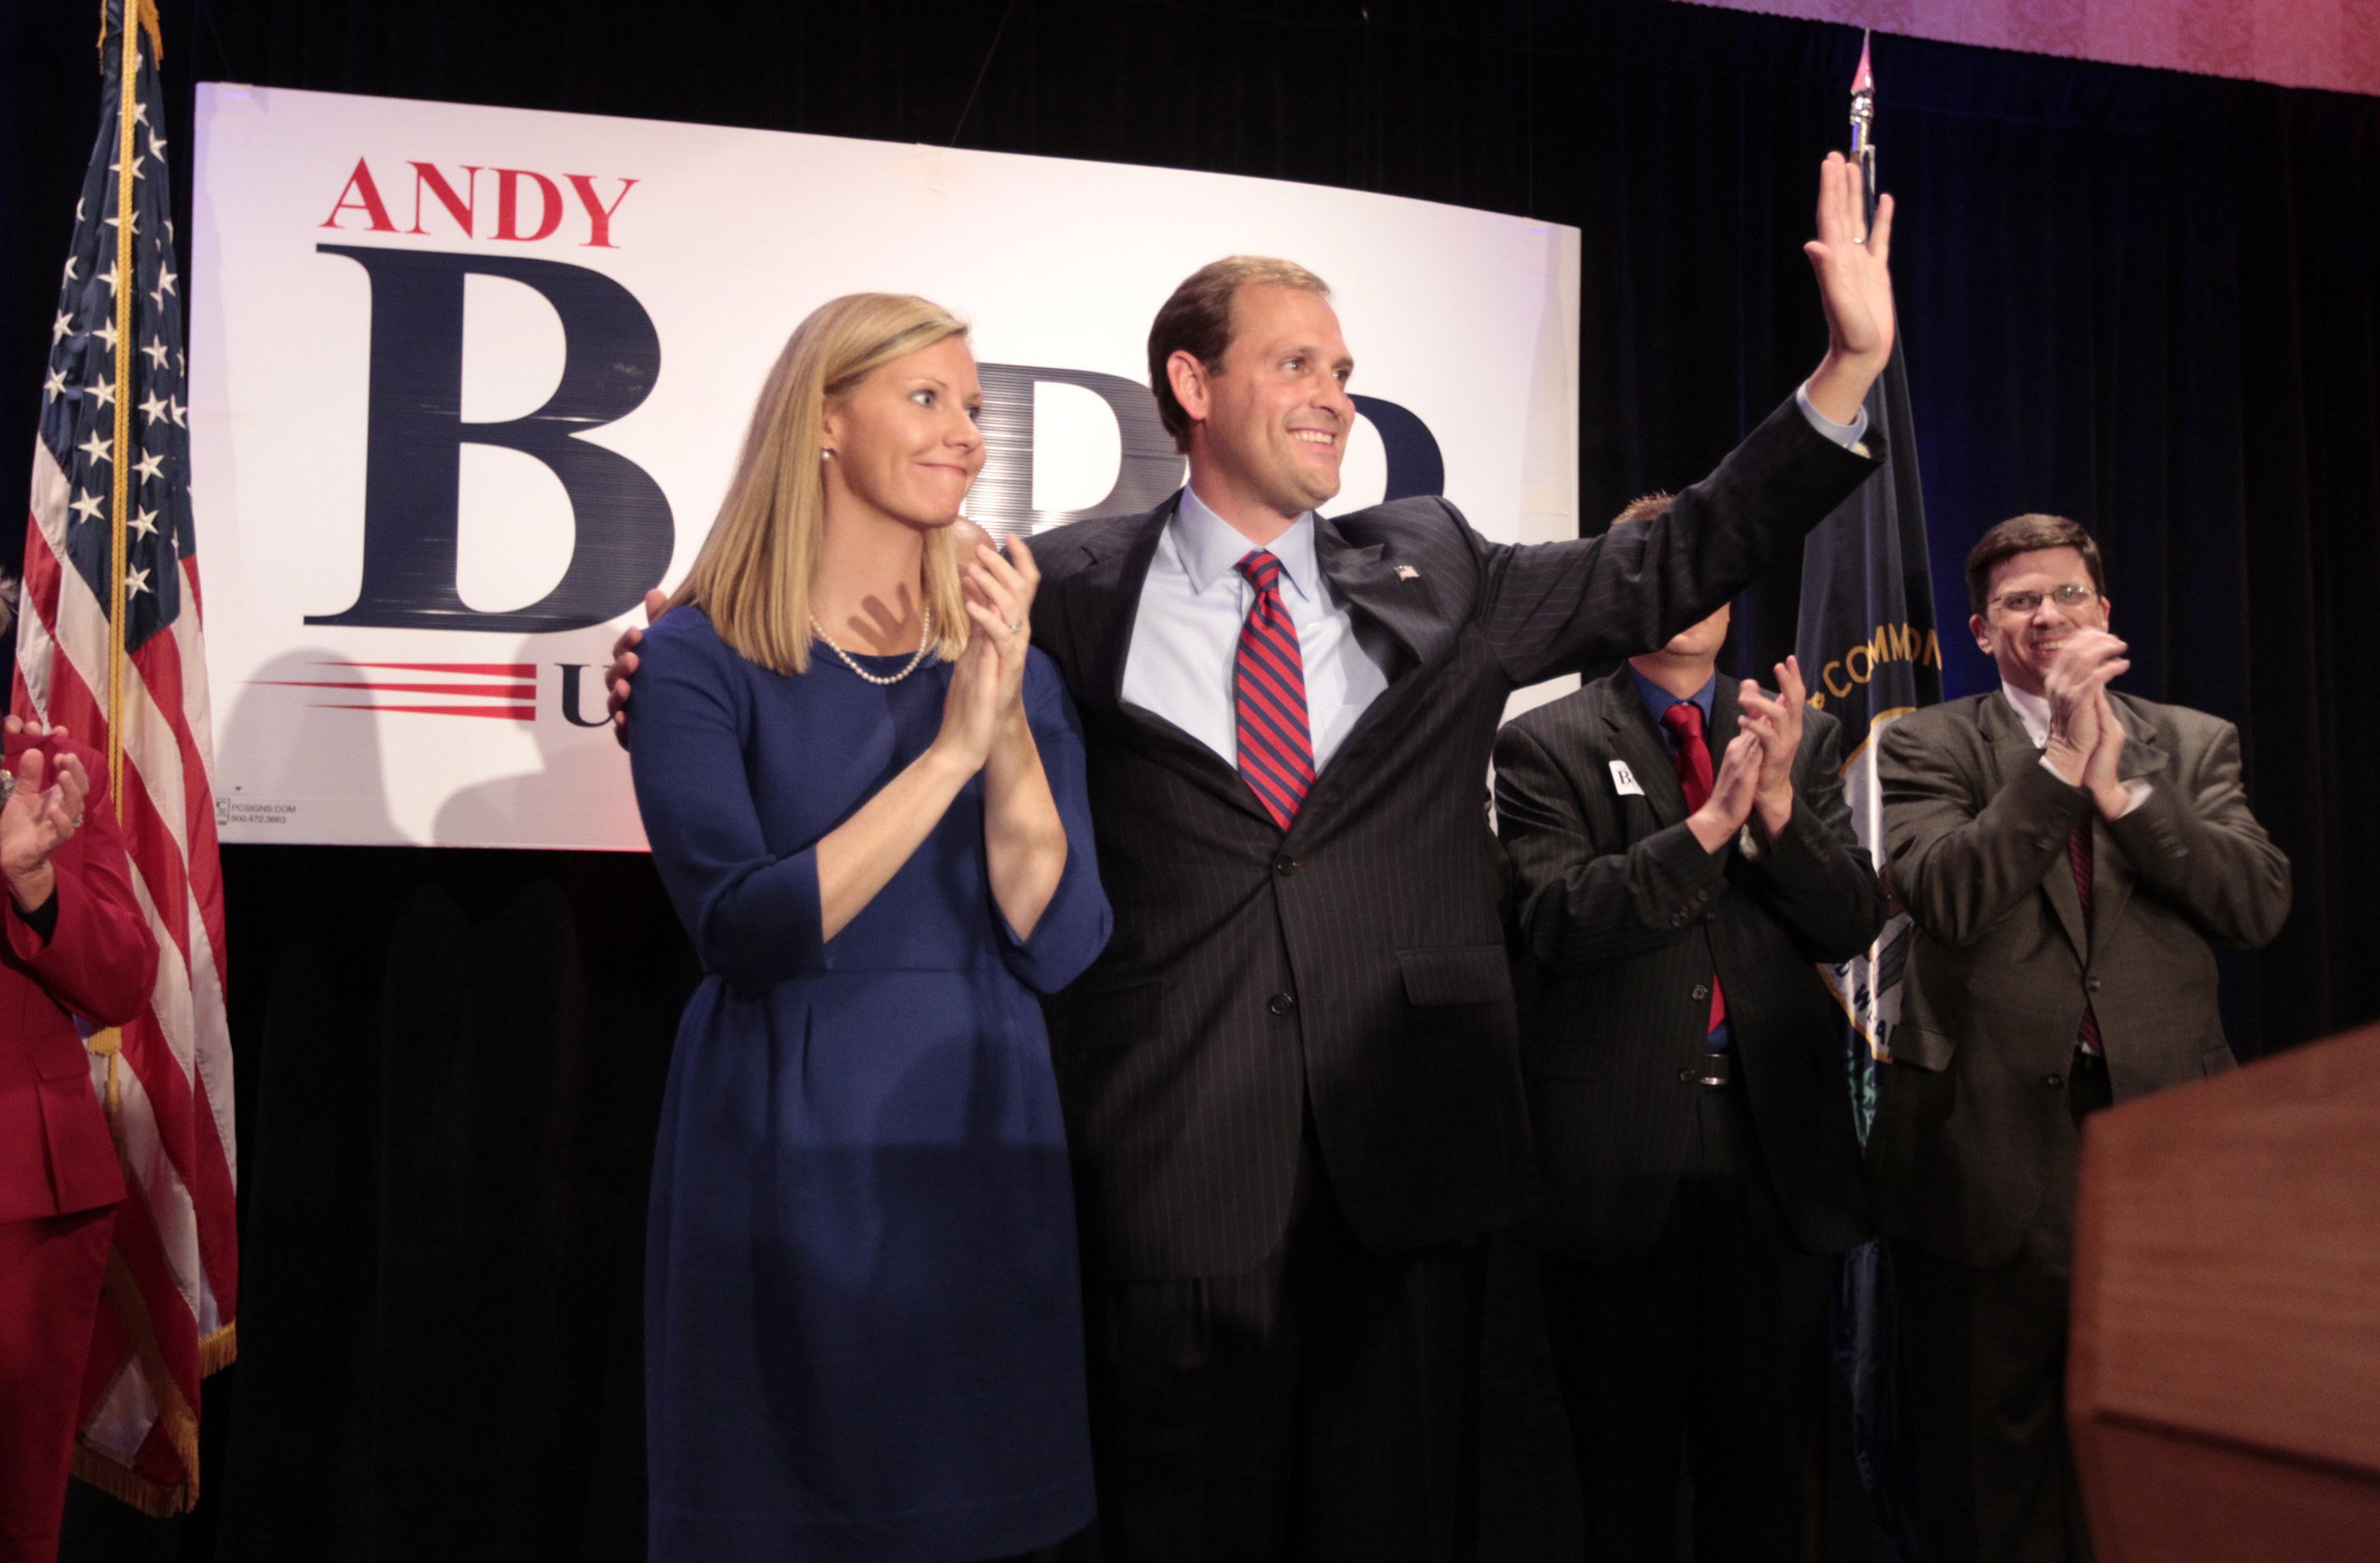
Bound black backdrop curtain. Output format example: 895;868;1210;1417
2;1;2374;1557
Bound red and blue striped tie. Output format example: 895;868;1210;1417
1233;549;1316;830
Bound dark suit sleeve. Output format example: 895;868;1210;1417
4;755;157;1027
1494;719;1728;974
2103;719;2290;950
1880;713;2089;950
1736;714;1887;962
1470;396;1879;687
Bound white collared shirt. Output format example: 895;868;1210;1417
1119;484;1394;773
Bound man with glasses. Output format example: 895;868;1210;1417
1873;513;2292;1563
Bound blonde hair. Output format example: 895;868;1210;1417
668;292;973;675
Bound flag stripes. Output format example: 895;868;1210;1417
10;1;235;1514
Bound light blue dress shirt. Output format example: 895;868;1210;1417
1119;482;1393;771
1119;391;1868;777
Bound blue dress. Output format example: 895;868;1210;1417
629;607;1111;1561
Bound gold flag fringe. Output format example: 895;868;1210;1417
200;1322;238;1377
71;1444;190;1519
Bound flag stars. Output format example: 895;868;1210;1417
93;319;120;353
125;567;153;598
129;506;160;540
45;369;69;403
139;390;170;425
142;336;170;369
155;266;175;297
169;399;187;427
87;375;116;411
96;261;120;298
77;430;113;468
69;490;106;526
133;450;166;485
62;257;80;285
52;310;75;344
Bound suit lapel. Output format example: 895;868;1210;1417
1980;693;2089;959
1598;670;1691;828
1311;512;1447;678
1271;512;1451;832
2089;695;2170;953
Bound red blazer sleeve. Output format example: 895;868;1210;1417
4;733;158;1025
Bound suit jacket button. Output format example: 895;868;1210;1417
2044;1073;2064;1088
1274;855;1299;877
1692;983;1710;1001
1677;1068;1696;1083
1269;991;1296;1016
2086;975;2102;993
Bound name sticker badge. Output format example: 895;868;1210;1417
1609;759;1645;797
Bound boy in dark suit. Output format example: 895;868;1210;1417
1494;494;1885;1559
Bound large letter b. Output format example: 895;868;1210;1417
308;245;672;632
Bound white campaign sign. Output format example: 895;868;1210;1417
191;84;1581;849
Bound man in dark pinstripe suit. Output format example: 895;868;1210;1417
1492;494;1884;1560
1028;159;1897;1560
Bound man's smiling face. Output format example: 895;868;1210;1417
1971;545;2111;695
1186;282;1356;523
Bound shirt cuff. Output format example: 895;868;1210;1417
2034;753;2153;817
10;886;59;946
1795;382;1870;450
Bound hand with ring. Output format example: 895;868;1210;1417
957;523;1042;728
2;715;93;913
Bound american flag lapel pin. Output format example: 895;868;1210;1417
1394;563;1421;581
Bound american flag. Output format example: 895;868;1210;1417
11;0;236;1515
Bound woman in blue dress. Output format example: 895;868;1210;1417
627;293;1111;1561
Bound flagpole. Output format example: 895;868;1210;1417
88;0;153;1107
107;1;139;815
1849;31;1879;233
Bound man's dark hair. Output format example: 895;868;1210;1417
1964;513;2107;615
1608;491;1674;527
1146;257;1331;454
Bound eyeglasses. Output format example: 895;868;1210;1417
1990;583;2098;615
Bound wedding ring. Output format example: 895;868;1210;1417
1007;619;1024;634
71;814;84;828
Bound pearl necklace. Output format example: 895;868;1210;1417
810;607;934;685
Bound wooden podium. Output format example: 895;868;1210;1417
2069;1022;2380;1561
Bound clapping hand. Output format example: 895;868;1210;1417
2;716;90;912
1688;732;1765;855
958;525;1040;729
1739;656;1807;839
2042;629;2129;787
